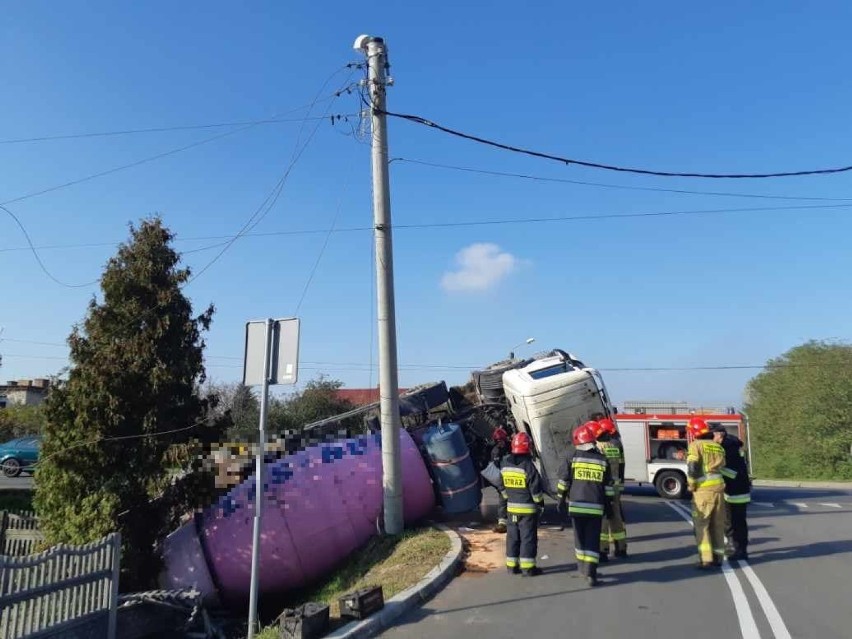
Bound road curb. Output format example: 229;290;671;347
324;524;463;639
753;479;852;489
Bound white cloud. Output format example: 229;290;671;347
440;243;523;293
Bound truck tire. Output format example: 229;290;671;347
654;470;686;500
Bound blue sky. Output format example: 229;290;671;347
2;1;852;408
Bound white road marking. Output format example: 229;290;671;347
738;561;793;639
665;501;762;638
790;502;808;509
752;502;775;507
818;503;841;508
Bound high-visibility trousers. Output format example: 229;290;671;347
506;513;538;570
725;502;749;554
572;514;603;577
601;493;627;554
693;490;726;564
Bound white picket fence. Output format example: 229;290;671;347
0;532;121;639
1;510;45;557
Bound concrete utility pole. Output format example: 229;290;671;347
354;34;403;535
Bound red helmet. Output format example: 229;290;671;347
687;418;710;439
492;427;509;443
598;418;618;437
573;422;599;445
511;432;532;455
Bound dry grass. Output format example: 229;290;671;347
261;527;451;636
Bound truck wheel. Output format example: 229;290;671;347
654;470;686;500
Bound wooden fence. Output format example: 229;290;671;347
0;532;121;639
1;510;45;557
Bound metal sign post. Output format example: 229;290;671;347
243;317;300;639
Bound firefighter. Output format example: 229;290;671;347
498;432;545;576
556;421;614;587
686;417;727;569
712;425;751;560
596;418;628;561
491;426;510;534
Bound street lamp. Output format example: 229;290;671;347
509;337;535;359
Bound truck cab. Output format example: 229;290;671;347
502;351;614;496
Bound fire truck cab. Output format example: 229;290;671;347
615;410;749;499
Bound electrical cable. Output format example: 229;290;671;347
393;158;852;202
0;204;99;288
293;157;357;315
6;200;852;259
382;110;852;180
188;70;359;284
0;114;359;145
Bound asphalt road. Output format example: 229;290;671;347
0;475;34;490
380;485;852;639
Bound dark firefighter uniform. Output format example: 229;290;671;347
491;439;509;532
557;446;614;582
715;427;751;560
598;438;627;558
687;430;727;567
498;454;545;575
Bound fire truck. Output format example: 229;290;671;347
615;405;751;499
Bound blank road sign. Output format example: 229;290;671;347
243;318;300;386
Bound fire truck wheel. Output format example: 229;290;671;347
654;470;687;500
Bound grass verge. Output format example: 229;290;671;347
0;489;34;512
258;526;451;638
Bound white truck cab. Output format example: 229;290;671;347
502;350;614;496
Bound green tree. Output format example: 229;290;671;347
34;218;225;590
204;382;261;442
0;404;48;441
268;376;357;433
744;340;852;480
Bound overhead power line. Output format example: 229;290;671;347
0;91;357;207
393;158;852;202
383;110;852;180
0;114;358;145
5;200;852;257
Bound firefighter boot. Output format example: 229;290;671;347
507;566;520;575
494;521;508;534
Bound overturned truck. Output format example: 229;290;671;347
160;348;615;605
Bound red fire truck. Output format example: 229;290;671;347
615;409;751;499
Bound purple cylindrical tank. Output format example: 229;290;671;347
160;428;435;606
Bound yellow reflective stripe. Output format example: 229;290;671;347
557;480;568;491
703;442;725;455
574;461;607;470
698;543;712;552
611;531;627;540
506;558;518;567
507;503;537;514
575;550;600;563
519;558;536;569
500;491;509;499
725;493;751;504
720;467;737;479
532;493;544;503
569;505;604;515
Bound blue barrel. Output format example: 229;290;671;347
422;422;482;513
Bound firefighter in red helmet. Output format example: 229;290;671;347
490;426;511;533
596;418;628;561
497;431;545;576
556;421;614;586
687;418;727;568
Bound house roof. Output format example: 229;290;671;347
334;388;409;407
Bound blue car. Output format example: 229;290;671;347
0;436;40;478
